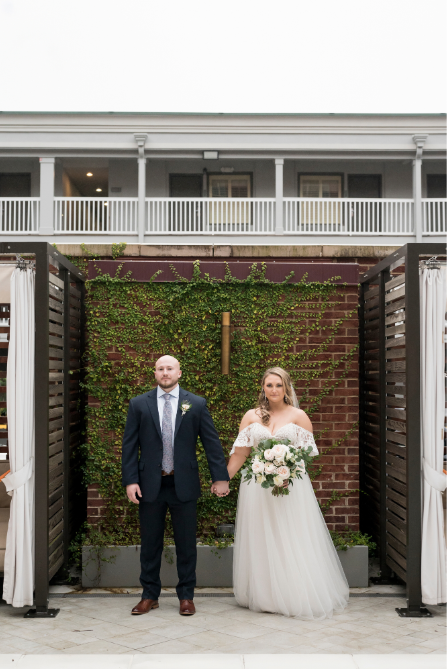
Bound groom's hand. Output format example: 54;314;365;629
211;480;230;497
126;484;142;504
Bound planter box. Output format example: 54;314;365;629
82;545;233;589
336;545;369;588
82;544;368;589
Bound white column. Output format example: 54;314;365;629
39;157;55;235
135;134;148;243
412;134;428;243
275;158;284;235
137;157;146;242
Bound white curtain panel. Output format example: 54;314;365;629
2;267;35;607
420;266;447;606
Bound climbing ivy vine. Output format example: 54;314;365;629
75;260;358;545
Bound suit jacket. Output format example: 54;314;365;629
121;386;229;502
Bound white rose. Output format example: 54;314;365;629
264;463;277;475
252;460;265;474
277;466;290;480
264;449;275;461
272;444;287;459
273;475;283;486
256;474;266;484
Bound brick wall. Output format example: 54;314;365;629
296;284;360;532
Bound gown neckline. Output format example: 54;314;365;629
244;422;313;438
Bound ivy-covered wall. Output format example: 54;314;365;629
81;261;359;543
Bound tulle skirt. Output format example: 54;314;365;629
233;474;350;619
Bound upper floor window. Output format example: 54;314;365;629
0;173;31;197
348;174;381;198
299;175;341;198
427;174;446;198
209;175;251;198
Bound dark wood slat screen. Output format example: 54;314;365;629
359;280;381;547
48;273;65;581
46;270;85;583
359;243;445;618
0;242;87;617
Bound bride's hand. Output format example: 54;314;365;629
282;479;289;488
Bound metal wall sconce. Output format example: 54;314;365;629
221;312;230;374
203;151;219;160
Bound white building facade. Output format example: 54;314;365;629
0;112;445;245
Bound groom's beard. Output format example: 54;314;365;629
158;380;179;392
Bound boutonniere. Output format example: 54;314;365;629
181;401;192;416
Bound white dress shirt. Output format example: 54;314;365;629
157;384;179;444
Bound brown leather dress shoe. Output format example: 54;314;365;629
179;599;195;615
131;598;159;615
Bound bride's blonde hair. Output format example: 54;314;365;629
256;367;295;425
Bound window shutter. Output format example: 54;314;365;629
211;180;229;197
300;175;342;228
209;175;251;198
300;175;341;198
208;175;251;228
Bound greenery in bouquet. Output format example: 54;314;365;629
242;437;314;497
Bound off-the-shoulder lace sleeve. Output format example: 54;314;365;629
295;426;319;456
229;425;254;456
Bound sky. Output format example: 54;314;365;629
0;0;446;114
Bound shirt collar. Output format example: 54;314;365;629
157;384;180;398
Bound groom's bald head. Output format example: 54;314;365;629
154;355;182;391
156;355;180;370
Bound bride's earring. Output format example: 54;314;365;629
284;396;289;404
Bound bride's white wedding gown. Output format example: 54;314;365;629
231;422;349;619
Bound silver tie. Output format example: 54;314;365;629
161;394;174;473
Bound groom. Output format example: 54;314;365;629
122;355;229;616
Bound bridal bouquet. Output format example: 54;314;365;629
242;437;314;497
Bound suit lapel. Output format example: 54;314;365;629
146;389;162;441
174;387;189;441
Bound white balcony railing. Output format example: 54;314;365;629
146;198;275;234
284;198;414;234
0;198;40;233
54;197;137;233
1;196;444;238
422;199;447;234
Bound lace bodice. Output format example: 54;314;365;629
229;422;319;457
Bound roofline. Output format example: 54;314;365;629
0;111;446;117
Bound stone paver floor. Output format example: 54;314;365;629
0;587;445;656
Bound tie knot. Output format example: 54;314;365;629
162;393;171;401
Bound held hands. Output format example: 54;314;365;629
127;481;230;501
211;480;230;497
126;484;142;504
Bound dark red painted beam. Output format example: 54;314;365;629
88;261;359;285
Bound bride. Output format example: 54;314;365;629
223;367;349;619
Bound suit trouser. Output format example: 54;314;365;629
139;475;197;601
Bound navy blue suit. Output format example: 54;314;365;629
121;386;229;600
